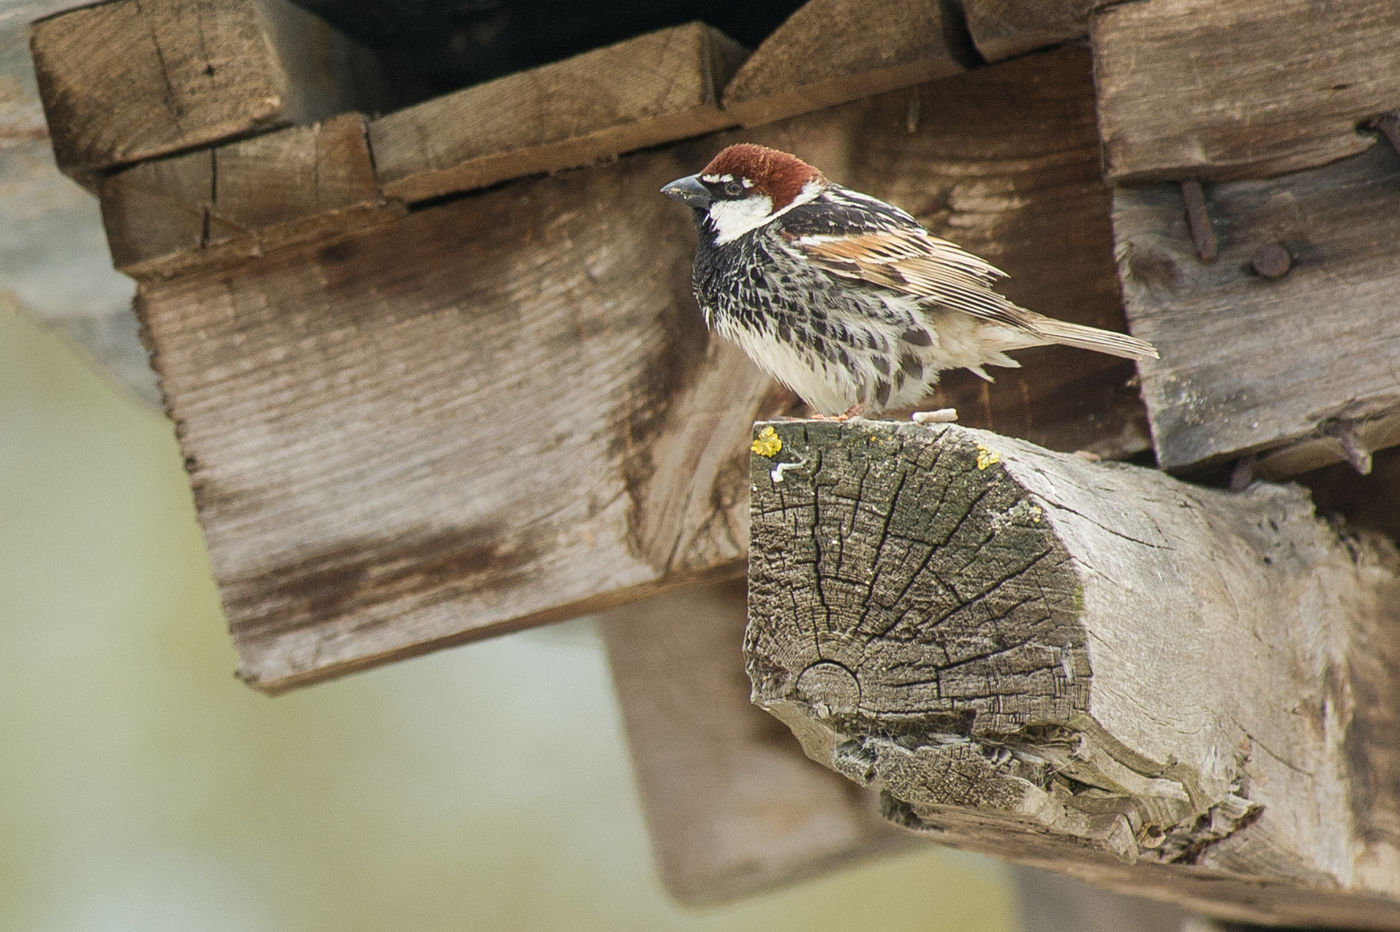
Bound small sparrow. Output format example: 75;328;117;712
661;143;1157;416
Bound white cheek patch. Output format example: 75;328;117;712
707;180;824;245
709;195;775;244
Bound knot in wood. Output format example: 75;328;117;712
794;661;860;718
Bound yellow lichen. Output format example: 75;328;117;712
975;444;1001;470
751;426;782;458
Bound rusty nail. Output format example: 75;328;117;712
1329;420;1373;476
1374;112;1400;153
1250;242;1292;279
1180;180;1217;263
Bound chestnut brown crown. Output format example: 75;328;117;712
699;144;826;212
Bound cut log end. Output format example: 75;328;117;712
746;418;1400;927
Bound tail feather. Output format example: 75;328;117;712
1025;317;1158;362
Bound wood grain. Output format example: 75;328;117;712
963;0;1091;62
721;0;964;126
139;139;779;693
1092;0;1400;181
598;580;907;902
1113;144;1400;474
370;23;746;204
101;114;390;278
746;418;1400;927
30;0;385;181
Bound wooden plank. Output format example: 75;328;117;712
370;23;747;204
1091;0;1400;182
30;0;386;181
100;113;390;278
1113;144;1400;474
754;46;1148;458
139;139;782;693
721;0;964;127
134;52;1149;693
598;580;907;903
746;418;1400;928
962;0;1090;62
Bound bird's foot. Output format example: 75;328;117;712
808;403;866;422
911;408;958;424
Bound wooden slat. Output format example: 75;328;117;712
962;0;1090;63
100;113;389;278
1091;0;1400;182
369;23;746;204
1113;144;1400;474
30;0;385;181
721;0;964;127
598;580;906;902
747;418;1400;927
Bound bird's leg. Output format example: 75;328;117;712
808;403;866;422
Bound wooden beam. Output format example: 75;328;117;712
745;418;1400;928
30;0;386;182
100;113;393;278
721;0;964;127
369;23;746;204
962;0;1089;63
1113;144;1400;475
139;138;787;693
1091;0;1400;182
598;580;907;902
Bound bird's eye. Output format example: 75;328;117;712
724;180;745;197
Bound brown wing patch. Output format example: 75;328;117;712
796;229;1043;334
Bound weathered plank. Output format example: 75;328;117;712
1113;143;1400;474
1091;0;1400;182
30;0;386;181
370;23;746;204
721;0;964;127
598;580;907;902
100;113;391;278
141;139;781;693
746;419;1400;928
962;0;1090;63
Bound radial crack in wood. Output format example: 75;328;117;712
746;418;1400;927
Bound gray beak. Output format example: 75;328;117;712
661;174;712;209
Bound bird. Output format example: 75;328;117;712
660;143;1157;418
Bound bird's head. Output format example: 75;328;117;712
661;144;826;244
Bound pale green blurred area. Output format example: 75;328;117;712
0;303;1015;930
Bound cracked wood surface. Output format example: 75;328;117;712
30;0;387;182
1114;144;1400;475
1091;0;1400;182
746;418;1400;927
99;113;395;278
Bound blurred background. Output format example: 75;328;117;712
2;2;1020;928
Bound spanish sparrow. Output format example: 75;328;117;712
662;143;1157;416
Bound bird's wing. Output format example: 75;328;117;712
788;226;1041;333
